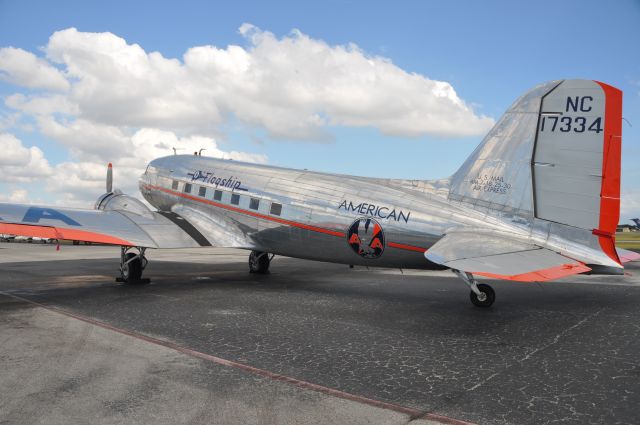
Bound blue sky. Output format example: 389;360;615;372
0;0;639;218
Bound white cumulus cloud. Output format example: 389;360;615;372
0;133;53;182
0;47;70;91
0;189;31;203
41;127;267;207
33;25;492;140
0;25;494;205
5;93;78;116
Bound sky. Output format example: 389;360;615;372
0;0;639;221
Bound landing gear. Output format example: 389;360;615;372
117;246;150;284
469;283;495;307
249;251;271;274
453;269;495;308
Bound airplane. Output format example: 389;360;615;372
632;218;640;229
1;79;639;307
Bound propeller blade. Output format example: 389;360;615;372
106;163;113;193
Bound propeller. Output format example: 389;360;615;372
106;163;113;193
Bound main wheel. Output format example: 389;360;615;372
470;283;495;308
121;252;143;283
249;251;270;274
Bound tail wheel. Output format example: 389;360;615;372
249;251;270;274
470;283;495;308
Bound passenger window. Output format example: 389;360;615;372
213;190;223;201
249;198;260;210
198;186;207;197
172;180;179;190
231;194;240;205
270;202;282;216
184;183;192;194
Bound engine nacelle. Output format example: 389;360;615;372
95;191;154;219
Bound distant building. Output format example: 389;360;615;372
617;224;637;233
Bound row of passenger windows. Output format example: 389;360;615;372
171;180;282;216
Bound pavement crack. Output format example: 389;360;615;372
518;309;603;363
467;372;500;392
461;309;604;395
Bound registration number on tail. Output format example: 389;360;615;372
539;115;603;133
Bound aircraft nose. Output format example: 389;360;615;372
139;167;151;192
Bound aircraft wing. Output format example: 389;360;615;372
0;202;253;249
425;230;591;282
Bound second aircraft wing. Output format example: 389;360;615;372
0;202;254;249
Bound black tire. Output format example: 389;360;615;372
249;251;270;274
122;252;144;283
470;283;495;308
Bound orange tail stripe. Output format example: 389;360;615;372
594;81;623;265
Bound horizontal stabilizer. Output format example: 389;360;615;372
425;231;590;282
616;248;640;264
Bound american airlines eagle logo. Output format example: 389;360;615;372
347;218;385;259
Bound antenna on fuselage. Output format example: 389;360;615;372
172;147;185;155
199;148;206;156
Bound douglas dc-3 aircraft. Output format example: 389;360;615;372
1;79;639;307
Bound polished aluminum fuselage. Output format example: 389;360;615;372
139;155;502;269
132;80;623;272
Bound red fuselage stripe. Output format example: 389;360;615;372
146;184;428;253
387;242;427;253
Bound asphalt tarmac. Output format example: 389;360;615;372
1;243;639;425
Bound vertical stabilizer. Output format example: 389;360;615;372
449;79;623;264
449;80;561;214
